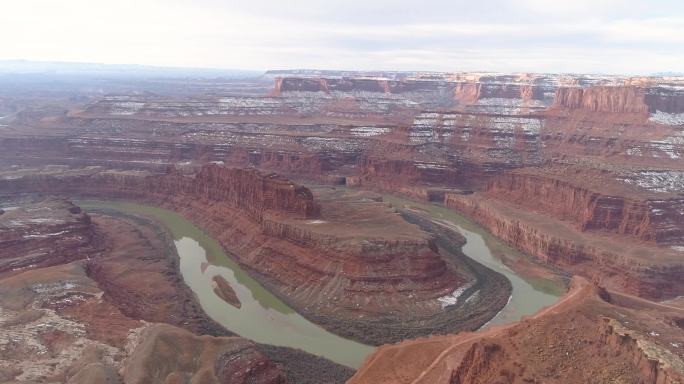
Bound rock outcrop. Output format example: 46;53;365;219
0;200;99;274
553;86;650;113
123;324;286;384
350;278;684;384
485;167;684;246
554;83;684;114
444;192;684;299
0;165;476;345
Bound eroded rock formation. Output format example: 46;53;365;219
0;165;486;344
0;200;98;274
485;166;684;245
350;278;684;384
0;199;290;383
444;192;684;299
2;70;683;343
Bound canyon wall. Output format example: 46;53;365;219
0;165;483;345
0;165;320;221
444;193;684;299
553;86;650;113
485;169;684;246
0;200;99;274
554;84;684;114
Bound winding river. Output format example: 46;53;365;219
379;194;562;327
79;197;561;368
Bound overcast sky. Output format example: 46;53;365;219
2;0;683;74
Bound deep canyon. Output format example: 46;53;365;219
0;69;682;383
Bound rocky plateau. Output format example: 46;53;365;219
1;69;683;383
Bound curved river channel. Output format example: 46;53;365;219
80;198;561;369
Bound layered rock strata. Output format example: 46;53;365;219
0;199;289;384
444;193;684;299
0;200;98;275
2;71;683;304
0;165;485;344
485;166;684;246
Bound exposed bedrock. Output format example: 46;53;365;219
0;200;99;275
0;199;292;384
351;278;684;384
554;86;650;113
485;168;684;246
444;193;684;299
123;324;286;384
358;156;461;192
0;165;494;344
449;308;684;384
275;75;557;105
554;84;684;114
0;165;320;220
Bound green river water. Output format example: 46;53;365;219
79;198;561;368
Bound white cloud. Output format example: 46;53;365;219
0;0;682;73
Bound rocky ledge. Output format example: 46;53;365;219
0;199;294;383
0;165;506;344
350;277;684;384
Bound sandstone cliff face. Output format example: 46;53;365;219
0;165;320;221
597;319;684;384
554;84;684;114
485;170;684;246
444;193;684;299
0;165;470;344
553;86;650;113
358;157;461;189
454;81;548;104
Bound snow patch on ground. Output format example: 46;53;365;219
649;110;684;125
349;126;391;137
437;282;474;308
23;231;68;239
621;170;684;193
110;101;145;115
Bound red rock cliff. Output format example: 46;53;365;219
0;166;473;345
485;168;684;246
444;192;684;299
553;86;649;113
